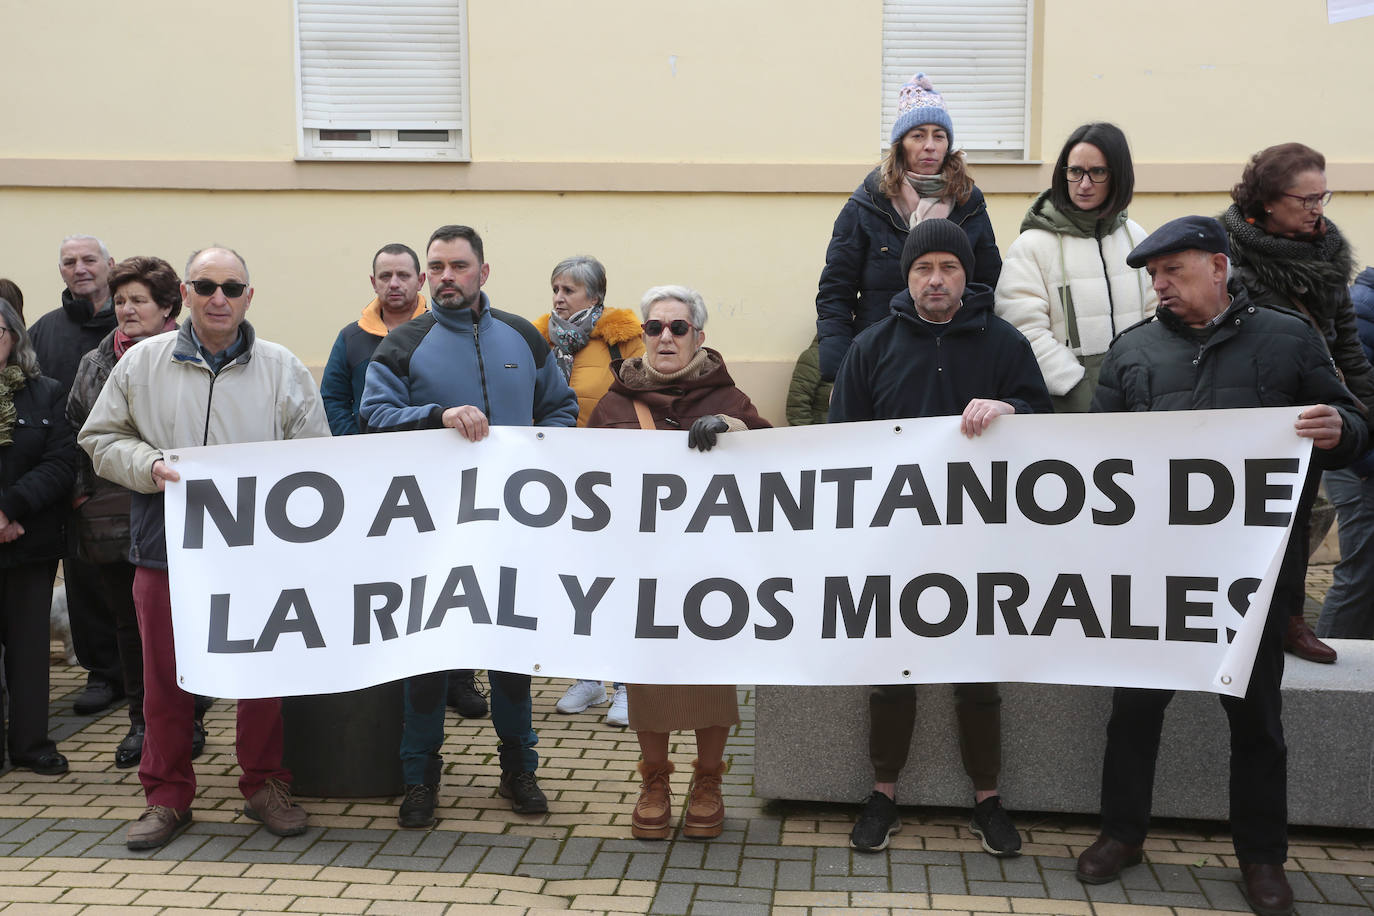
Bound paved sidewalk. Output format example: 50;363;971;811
2;566;1368;915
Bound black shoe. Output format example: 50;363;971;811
73;680;123;715
398;783;438;828
191;718;207;760
115;725;145;769
447;672;489;718
969;795;1022;857
850;791;900;852
14;752;68;776
498;771;548;814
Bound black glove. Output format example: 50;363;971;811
688;415;730;451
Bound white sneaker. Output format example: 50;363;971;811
556;680;608;714
606;685;629;727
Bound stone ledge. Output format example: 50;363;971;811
755;640;1374;829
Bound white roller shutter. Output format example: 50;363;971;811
881;0;1032;157
298;0;466;131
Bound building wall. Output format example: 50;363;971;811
2;1;1372;423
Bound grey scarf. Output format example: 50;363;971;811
548;304;604;380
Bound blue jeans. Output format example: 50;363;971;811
1316;468;1374;639
399;670;538;785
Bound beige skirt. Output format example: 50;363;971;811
626;684;740;733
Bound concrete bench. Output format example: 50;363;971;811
754;639;1374;829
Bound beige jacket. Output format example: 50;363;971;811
79;321;329;494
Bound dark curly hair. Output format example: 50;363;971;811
1231;143;1326;221
109;256;182;320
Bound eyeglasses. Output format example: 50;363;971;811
187;279;248;298
1280;190;1333;211
1065;166;1110;184
642;319;696;337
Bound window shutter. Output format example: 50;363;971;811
881;0;1032;156
298;0;466;131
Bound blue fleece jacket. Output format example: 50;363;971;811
359;292;578;431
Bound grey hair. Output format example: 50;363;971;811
59;234;111;262
551;256;608;307
186;246;251;283
0;299;41;378
640;285;708;329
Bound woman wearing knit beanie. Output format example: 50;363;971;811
814;72;1001;383
994;122;1156;413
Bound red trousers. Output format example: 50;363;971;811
133;567;290;810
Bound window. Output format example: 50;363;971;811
296;0;469;161
881;0;1033;159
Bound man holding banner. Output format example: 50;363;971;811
79;246;330;851
1078;216;1367;916
359;224;577;828
829;218;1052;857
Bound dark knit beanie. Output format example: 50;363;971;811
901;218;975;280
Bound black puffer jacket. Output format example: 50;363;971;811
828;284;1050;423
0;374;78;568
1092;288;1368;469
29;290;118;399
816;168;1002;381
66;331;131;563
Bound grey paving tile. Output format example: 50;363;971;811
961;850;1003;880
702;843;740;872
457;832;531;848
626;851;667;881
1199;877;1250;912
1083;879;1130;903
378;830;424;856
294;839;346;865
927;864;967;895
889;849;961;865
736;857;774;889
814;876;890;891
518;864;593;879
1000;854;1041;882
969;879;1048;897
741;844;811;860
649;882;693;915
187;820;256;837
667;843;705;869
891;863;928;893
1124;889;1212;908
332;841;381;867
660;867;744;887
438;844;484;873
520;837;560;864
319;827;383;842
151;832;208;860
1289;869;1323;902
1151;862;1200;893
1308;871;1366;905
1041;868;1089;900
775;859;813;891
1295;904;1374;916
586;850;628;879
370;854;442;871
688;903;768;916
745;818;781;845
1119;860;1163;890
49;832;107;857
556;836;600;865
231;851;303;863
814;847;850;875
0;818;55;843
15;830;73;857
52;818;120;832
691;885;772;904
479;845;524;874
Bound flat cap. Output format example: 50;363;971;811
1125;215;1230;268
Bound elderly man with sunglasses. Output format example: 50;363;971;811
79;246;330;851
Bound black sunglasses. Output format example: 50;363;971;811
187;279;248;298
642;319;696;337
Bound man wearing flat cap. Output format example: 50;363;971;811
829;218;1051;860
1078;215;1368;916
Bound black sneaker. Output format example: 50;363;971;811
498;771;548;814
447;671;489;718
191;718;208;760
398;783;438;828
969;795;1022;857
850;791;900;852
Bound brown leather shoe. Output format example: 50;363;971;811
1240;863;1294;916
631;760;674;839
243;777;309;837
126;805;192;850
1075;834;1143;884
1284;615;1337;663
682;758;728;839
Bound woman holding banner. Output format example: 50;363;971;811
536;255;644;728
587;284;769;840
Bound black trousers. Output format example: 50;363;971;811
97;560;143;725
63;552;122;687
1274;464;1322;620
0;561;60;763
1099;599;1287;864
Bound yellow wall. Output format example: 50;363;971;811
3;1;1374;424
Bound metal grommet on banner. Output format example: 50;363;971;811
1220;674;1232;686
536;432;545;439
893;426;902;434
169;453;180;462
533;663;542;672
901;669;911;678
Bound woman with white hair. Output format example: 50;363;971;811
587;284;769;841
0;297;77;775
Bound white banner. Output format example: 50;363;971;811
163;409;1310;700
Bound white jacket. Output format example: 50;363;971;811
995;214;1156;396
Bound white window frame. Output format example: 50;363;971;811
294;0;470;162
880;0;1034;161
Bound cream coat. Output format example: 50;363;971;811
994;219;1156;396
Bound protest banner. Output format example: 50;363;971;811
163;408;1309;699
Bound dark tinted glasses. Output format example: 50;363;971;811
187;279;248;298
642;319;696;337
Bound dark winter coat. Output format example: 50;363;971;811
828;284;1051;424
66;331;131;563
29;290;118;399
1345;268;1374;475
1092;287;1368;469
816;168;1002;381
0;374;78;568
588;349;770;432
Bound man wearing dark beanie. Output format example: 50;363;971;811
829;217;1051;858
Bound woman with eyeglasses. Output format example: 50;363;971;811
994;122;1156;412
0;296;77;776
815;72;1001;384
586;285;768;842
1222;142;1374;666
535;255;644;728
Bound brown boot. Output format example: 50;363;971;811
683;758;728;839
1284;615;1337;663
631;760;674;840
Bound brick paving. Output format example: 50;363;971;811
3;565;1369;914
